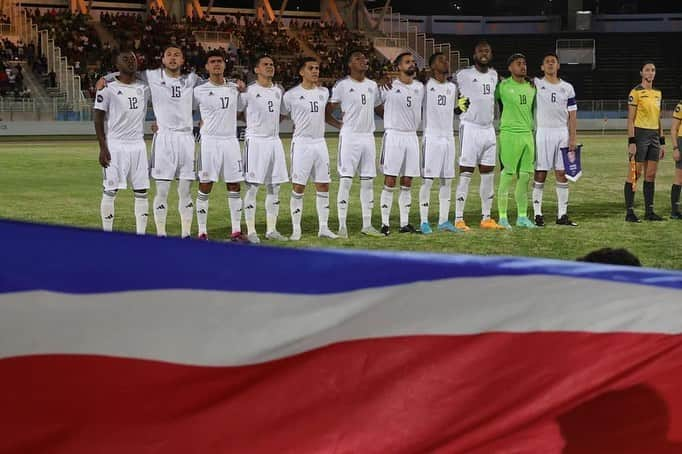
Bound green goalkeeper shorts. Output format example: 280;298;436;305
499;131;535;174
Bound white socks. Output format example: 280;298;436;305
360;177;374;229
227;191;242;234
316;191;330;231
178;179;193;238
480;172;495;221
556;181;569;217
290;191;304;237
533;181;545;217
398;185;411;227
100;190;116;232
455;172;472;222
438;179;452;225
244;183;259;235
337;177;352;231
265;184;281;234
380;185;396;226
133;190;148;235
196;191;209;236
153;180;170;236
419;178;433;224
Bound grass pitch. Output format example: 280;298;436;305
1;134;680;269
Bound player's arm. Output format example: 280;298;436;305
627;90;638;159
659;117;666;159
495;82;503;114
374;104;384;118
325;102;342;129
672;113;681;163
94;109;110;168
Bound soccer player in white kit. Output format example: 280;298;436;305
532;52;578;227
193;49;248;241
282;57;339;240
454;41;505;230
377;52;424;235
419;52;470;234
241;54;289;243
326;50;383;238
95;50;150;234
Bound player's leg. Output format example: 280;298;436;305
672;139;682;219
497;132;519;229
242;138;266;243
149;133;176;236
397;134;419;233
336;135;357;238
478;128;503;230
130;141;150;235
642;133;663;221
265;139;289;241
553;131;576;226
418;136;434;233
515;133;536;228
359;136;381;237
177;133;197;238
289;139;312;241
100;145;120;232
434;136;457;233
195;137;218;240
625;130;647;222
312;140;337;238
454;124;477;231
223;137;246;241
533;128;551;226
380;132;398;235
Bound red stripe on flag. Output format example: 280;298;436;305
2;333;682;453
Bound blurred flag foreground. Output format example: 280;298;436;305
1;220;682;454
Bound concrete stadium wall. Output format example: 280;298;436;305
1;119;676;136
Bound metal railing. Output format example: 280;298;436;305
368;7;465;74
35;26;85;106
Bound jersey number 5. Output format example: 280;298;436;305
406;96;412;108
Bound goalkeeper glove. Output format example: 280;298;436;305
454;96;470;115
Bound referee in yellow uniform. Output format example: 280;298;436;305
625;61;666;222
671;99;682;219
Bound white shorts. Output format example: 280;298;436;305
422;135;456;179
243;136;289;185
458;122;497;168
197;136;244;183
337;133;376;178
150;131;196;180
290;137;331;185
380;130;420;178
536;127;569;171
103;139;150;191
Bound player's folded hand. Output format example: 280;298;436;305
95;77;107;91
99;148;111;168
455;96;470;114
193;126;201;143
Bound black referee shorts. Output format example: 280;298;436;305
677;138;682;170
634;127;661;162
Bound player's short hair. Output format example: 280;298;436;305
253;53;274;70
641;60;656;70
577;248;642;267
507;53;526;66
428;52;445;67
112;47;135;65
346;50;365;66
474;40;491;52
297;56;318;73
542;52;559;62
162;45;183;57
204;49;225;65
394;52;412;66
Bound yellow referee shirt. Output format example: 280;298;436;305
628;85;662;130
674;101;682;137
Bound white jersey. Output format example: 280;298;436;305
423;78;458;137
193;79;244;138
282;84;329;139
241;82;284;139
330;76;381;135
379;78;423;132
142;68;200;132
94;78;150;141
534;77;577;129
455;66;498;127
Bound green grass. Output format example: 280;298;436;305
1;135;681;269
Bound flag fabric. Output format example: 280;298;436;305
1;220;682;454
561;144;583;182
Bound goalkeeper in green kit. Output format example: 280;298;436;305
495;53;537;229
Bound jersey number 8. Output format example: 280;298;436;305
361;94;367;105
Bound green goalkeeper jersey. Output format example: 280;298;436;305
495;77;536;134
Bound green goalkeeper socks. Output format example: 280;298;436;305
515;171;531;218
497;172;514;219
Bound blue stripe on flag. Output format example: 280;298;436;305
0;220;680;294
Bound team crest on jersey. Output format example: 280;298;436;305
318;95;324;100
446;90;451;95
136;88;143;95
